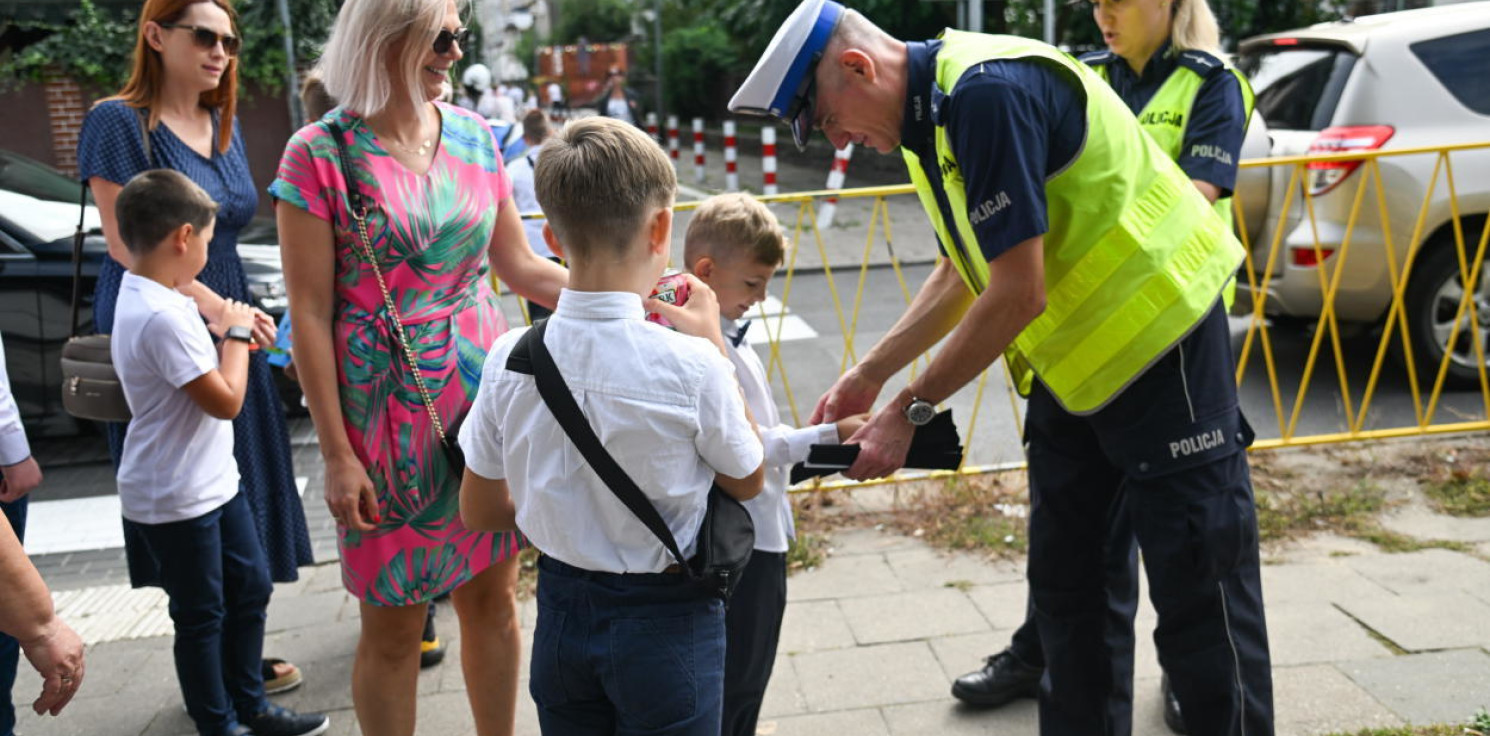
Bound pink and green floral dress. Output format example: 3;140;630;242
270;103;522;605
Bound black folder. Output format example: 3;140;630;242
789;409;965;484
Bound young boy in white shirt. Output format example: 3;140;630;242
458;118;765;736
110;170;328;736
681;193;867;736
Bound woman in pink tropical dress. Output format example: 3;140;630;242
270;0;565;732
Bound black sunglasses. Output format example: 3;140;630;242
158;23;240;56
432;27;472;55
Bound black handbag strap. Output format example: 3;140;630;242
509;320;694;574
69;106;155;337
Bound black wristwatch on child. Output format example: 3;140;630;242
225;325;254;344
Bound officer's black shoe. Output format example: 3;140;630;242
950;649;1042;707
1162;673;1187;734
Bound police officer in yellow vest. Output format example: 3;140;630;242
947;0;1256;731
729;2;1272;734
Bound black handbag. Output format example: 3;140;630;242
326;120;465;474
507;320;755;602
60;109;157;423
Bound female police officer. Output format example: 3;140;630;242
729;1;1272;734
950;0;1256;732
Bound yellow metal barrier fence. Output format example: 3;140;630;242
498;140;1490;491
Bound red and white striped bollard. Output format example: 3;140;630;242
816;143;855;231
692;117;705;184
761;126;778;196
646;112;659;144
666;115;679;163
723;119;739;192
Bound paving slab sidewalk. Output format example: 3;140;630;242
15;523;1490;736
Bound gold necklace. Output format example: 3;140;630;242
378;114;436;156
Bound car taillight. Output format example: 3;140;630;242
1291;247;1337;267
1306;125;1395;196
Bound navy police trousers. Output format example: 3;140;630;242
1026;303;1274;736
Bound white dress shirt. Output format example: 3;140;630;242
112;273;238;524
0;333;31;467
460;290;763;573
507;143;554;259
724;318;838;553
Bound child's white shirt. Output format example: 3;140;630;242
723;317;838;553
460;290;763;574
112;272;238;524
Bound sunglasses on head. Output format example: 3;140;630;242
432;27;471;55
158;23;240;56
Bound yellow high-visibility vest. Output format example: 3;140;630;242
901;31;1243;414
1089;47;1257;232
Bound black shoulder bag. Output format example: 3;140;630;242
507;320;755;602
60;108;156;423
325;120;465;474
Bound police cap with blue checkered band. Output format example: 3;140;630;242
728;0;845;151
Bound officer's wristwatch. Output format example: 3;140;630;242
225;325;255;344
902;397;936;427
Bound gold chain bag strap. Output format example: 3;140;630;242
326;120;465;473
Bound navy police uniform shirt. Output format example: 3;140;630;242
1080;42;1247;197
901;40;1086;266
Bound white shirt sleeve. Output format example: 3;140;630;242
693;351;763;479
760;422;839;468
146;310;218;389
0;334;31;466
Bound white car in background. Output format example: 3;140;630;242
1234;2;1490;385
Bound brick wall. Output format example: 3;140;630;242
42;69;87;178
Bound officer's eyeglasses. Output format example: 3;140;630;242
158;23;241;57
433;27;472;55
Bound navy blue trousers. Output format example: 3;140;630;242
1026;304;1274;736
530;555;726;736
0;495;26;736
722;551;787;736
131;492;272;736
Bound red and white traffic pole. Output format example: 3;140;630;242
817;143;855;231
666;115;679;163
723;119;739;192
692;117;706;184
761;126;779;196
646;112;659;144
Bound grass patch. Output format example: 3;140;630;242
887;473;1028;558
1252;477;1467;553
1352;528;1472;554
1423;471;1490;517
1254;478;1387;543
1324;727;1472;736
786;530;830;573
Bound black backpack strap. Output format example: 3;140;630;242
68;180;88;337
508;320;694;574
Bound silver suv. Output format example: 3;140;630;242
1234;3;1490;386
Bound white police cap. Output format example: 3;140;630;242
728;0;845;151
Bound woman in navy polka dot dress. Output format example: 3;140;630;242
76;0;314;696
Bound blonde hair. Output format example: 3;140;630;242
684;193;786;268
315;0;463;117
1171;0;1222;54
535;117;676;261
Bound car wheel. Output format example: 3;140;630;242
1404;239;1490;390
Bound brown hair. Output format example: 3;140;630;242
522;108;550;145
299;70;336;121
684;193;786;268
104;0;240;153
535;117;675;262
116;168;218;256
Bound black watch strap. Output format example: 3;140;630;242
225;325;254;343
